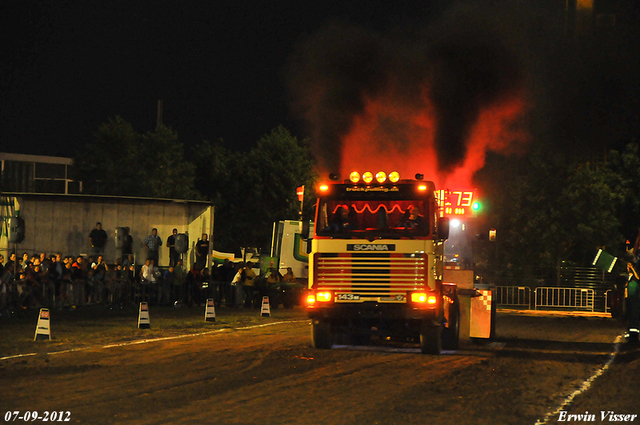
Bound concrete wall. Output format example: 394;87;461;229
0;194;213;267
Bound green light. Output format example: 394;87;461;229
472;202;481;211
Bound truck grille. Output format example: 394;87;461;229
314;253;427;299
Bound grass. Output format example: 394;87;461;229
0;303;309;358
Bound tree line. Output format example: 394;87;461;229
475;141;640;275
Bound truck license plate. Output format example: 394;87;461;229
337;293;360;301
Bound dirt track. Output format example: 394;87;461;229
1;310;638;425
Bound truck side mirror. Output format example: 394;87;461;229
301;220;310;240
437;217;450;240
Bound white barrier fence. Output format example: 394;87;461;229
494;286;531;309
534;287;595;312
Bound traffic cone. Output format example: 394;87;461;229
261;296;271;317
205;298;216;322
34;308;51;341
138;302;151;329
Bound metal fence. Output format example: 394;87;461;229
534;287;595;312
485;264;621;313
494;286;531;309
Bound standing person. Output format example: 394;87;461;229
283;267;296;283
231;262;245;308
140;259;159;303
5;252;16;268
143;228;162;266
61;262;74;307
163;265;177;304
0;263;11;313
21;252;30;271
185;263;202;307
123;254;135;269
121;259;135;305
167;228;178;267
91;255;108;303
195;234;209;270
71;256;85;305
89;222;108;256
220;259;235;307
174;259;187;304
626;262;640;343
122;227;133;263
267;267;282;287
243;262;257;308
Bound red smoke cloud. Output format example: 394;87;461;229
286;15;532;188
339;85;529;189
445;89;529;188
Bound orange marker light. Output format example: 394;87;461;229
362;172;373;184
411;292;427;303
319;184;329;192
418;185;427;191
389;171;400;183
349;171;361;183
375;171;387;183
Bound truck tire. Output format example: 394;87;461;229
420;321;442;355
442;303;460;350
311;319;334;349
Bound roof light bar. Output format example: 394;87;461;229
347;170;401;184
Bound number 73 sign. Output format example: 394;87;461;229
438;189;481;217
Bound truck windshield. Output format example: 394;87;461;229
316;199;431;238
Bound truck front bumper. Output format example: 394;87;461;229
307;302;438;322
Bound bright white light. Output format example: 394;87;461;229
451;219;461;228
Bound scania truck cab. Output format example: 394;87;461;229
306;171;458;354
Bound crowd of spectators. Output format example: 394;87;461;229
0;251;295;316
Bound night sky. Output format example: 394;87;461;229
2;0;639;166
0;1;448;156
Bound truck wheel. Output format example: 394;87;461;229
442;303;460;350
419;321;442;355
311;319;334;349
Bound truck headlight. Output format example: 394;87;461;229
316;291;332;302
411;292;437;305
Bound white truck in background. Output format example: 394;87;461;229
270;220;314;280
266;220;314;308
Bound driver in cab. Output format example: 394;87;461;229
325;206;355;232
396;205;423;229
